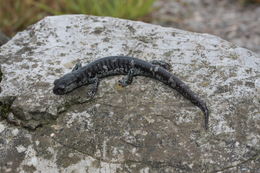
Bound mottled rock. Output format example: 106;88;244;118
0;15;259;173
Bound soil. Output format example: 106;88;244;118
151;0;260;56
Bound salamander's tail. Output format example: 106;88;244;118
175;82;209;130
199;101;209;130
166;73;209;130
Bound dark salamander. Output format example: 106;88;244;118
53;56;209;129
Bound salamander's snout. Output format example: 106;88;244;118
54;79;58;85
53;72;80;95
53;84;66;95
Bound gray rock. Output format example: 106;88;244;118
0;32;9;46
0;15;259;173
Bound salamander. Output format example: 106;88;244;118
53;56;209;129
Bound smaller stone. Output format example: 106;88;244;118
255;79;260;99
0;32;10;46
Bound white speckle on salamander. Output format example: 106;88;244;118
168;76;176;88
130;60;135;66
154;66;159;72
103;65;108;71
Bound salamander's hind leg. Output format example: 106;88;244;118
88;77;99;98
118;68;136;87
72;62;82;71
150;60;171;71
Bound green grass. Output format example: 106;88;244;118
0;0;155;36
35;0;155;19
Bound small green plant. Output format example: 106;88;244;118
35;0;155;20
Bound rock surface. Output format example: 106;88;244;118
0;15;259;173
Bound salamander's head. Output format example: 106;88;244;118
53;72;82;95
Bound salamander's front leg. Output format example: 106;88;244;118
118;68;136;87
88;77;100;98
150;60;171;71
